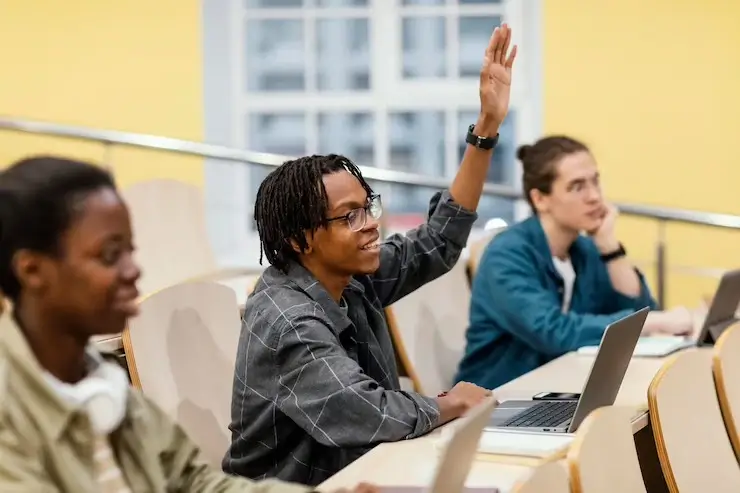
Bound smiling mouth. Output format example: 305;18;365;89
361;241;380;251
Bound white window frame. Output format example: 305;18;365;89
207;0;542;268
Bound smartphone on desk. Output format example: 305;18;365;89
532;392;581;401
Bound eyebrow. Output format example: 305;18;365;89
331;196;369;213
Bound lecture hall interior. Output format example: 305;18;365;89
1;0;740;492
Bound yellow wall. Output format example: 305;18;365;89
543;0;740;307
0;0;203;187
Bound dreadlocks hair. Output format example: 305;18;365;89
254;154;374;273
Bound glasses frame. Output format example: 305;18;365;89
326;194;383;231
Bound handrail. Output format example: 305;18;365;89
2;116;740;230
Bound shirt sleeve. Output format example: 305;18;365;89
372;190;478;307
274;313;440;448
481;246;636;355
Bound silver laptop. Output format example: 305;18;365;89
580;268;740;358
381;397;499;493
486;307;649;434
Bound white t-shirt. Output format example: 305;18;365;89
552;256;576;313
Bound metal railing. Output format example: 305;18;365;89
1;116;738;306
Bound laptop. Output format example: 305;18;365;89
485;307;649;434
381;397;499;493
578;268;740;358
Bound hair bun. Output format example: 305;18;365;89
516;144;533;161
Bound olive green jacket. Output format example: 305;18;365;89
0;313;311;493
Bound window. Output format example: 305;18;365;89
203;0;542;267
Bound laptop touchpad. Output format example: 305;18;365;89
488;400;535;426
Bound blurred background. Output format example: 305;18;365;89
0;0;739;307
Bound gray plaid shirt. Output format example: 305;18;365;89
222;190;477;486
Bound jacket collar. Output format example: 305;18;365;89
265;262;365;336
520;215;588;276
0;309;138;440
0;310;79;440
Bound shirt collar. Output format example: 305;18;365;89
280;261;365;335
0;309;136;440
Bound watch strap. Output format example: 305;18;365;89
600;243;627;263
466;124;499;150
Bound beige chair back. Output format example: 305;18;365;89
385;259;470;396
511;461;570;493
122;179;261;302
712;321;740;461
122;281;241;467
466;226;506;285
567;406;646;493
648;349;740;492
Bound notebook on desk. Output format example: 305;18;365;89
380;397;500;493
577;268;740;358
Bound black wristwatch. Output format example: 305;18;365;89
466;124;499;150
600;243;627;263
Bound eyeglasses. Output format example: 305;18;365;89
326;194;383;232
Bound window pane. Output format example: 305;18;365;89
402;17;446;79
457;109;516;185
246;0;304;7
318;112;375;166
317;19;371;91
458;110;516;225
316;0;368;6
456;0;502;4
388;111;445;214
459;16;501;77
247;113;306;194
245;19;305;91
402;0;444;5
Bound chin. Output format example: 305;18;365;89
356;254;382;275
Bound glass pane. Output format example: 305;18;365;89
317;19;371;91
318;112;375;166
457;109;516;185
247;113;306;194
456;0;502;4
316;0;368;6
402;17;446;79
402;0;444;4
388;111;445;214
245;19;305;91
246;0;304;8
459;16;501;77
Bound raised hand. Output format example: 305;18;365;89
479;23;517;129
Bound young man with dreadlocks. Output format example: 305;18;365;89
223;24;518;486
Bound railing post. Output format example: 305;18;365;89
656;220;667;308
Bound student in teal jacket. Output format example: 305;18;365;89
456;136;694;390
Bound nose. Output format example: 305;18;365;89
120;253;142;284
362;211;381;232
585;184;602;203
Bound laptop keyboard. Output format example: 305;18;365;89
501;400;578;428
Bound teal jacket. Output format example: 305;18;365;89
455;216;657;390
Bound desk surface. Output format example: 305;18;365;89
319;349;700;492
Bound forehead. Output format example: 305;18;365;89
62;188;131;246
553;150;598;184
322;170;368;212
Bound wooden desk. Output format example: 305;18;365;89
319;349;700;492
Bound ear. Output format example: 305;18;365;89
529;189;549;214
11;249;48;293
289;231;314;256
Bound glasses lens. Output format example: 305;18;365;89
347;208;365;231
369;196;383;219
